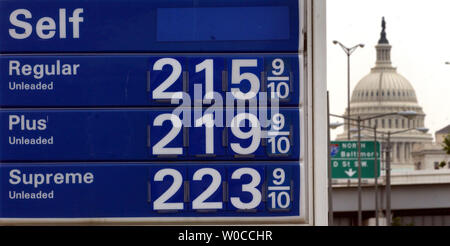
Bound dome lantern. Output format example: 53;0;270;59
375;17;394;69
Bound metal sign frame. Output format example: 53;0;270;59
0;0;328;225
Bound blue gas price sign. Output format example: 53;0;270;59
0;0;312;224
0;55;302;107
1;163;302;219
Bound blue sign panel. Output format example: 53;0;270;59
0;55;301;107
0;0;300;53
0;0;305;222
0;109;301;162
1;163;301;218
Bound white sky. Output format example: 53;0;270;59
327;0;450;140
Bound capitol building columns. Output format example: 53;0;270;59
393;142;399;163
402;142;407;163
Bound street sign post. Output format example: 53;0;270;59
0;0;327;225
330;141;381;179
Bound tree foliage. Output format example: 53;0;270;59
443;134;450;155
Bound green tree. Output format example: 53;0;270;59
435;134;450;169
392;217;414;226
443;134;450;155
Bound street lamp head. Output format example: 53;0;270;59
351;133;368;139
397;110;418;120
349;127;359;133
332;40;338;45
359;44;365;48
329;122;344;129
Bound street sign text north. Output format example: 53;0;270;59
331;141;381;179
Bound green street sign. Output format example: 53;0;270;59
330;141;381;179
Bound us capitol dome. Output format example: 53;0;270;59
336;18;433;171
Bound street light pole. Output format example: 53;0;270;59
357;116;362;226
347;54;351;140
380;127;428;226
373;122;379;226
332;41;364;140
348;122;380;226
385;131;392;226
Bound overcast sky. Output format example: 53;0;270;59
327;0;450;140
